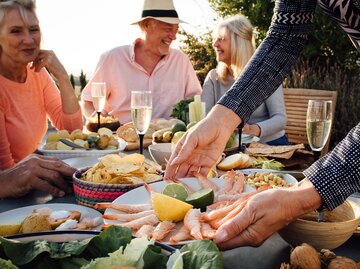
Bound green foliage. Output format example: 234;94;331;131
179;30;217;85
179;0;360;149
170;97;194;124
69;74;75;88
79;69;88;90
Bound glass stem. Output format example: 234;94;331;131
313;150;321;161
238;122;244;153
139;134;144;155
97;111;101;130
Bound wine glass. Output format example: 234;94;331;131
131;91;152;154
91;82;106;130
306;100;333;160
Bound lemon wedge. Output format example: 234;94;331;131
153;192;193;222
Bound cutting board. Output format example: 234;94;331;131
124;138;153;151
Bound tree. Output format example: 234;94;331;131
79;70;87;90
69;74;75;88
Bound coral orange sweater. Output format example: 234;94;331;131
0;67;83;169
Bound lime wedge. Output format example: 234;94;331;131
162;183;189;202
185;188;214;211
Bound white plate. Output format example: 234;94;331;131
38;139;127;160
5;230;100;243
104;178;256;246
63;156;99;169
238;169;299;185
0;203;103;232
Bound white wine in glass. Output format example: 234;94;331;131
306;100;332;159
91;82;106;130
131;91;152;154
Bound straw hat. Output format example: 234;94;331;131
131;0;185;25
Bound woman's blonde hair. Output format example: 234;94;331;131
0;0;37;27
216;14;256;84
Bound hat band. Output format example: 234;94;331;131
142;9;179;18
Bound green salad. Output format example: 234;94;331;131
0;226;223;269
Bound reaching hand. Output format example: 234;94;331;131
165;105;241;179
0;154;75;198
214;179;322;250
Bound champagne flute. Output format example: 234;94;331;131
91;82;106;131
131;91;152;154
306;100;333;160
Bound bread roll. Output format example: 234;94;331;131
217;153;253;170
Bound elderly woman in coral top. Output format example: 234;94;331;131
0;0;83;170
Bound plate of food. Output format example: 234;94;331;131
102;172;296;245
0;203;103;238
39;128;126;159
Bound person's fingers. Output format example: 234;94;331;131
30;176;66;197
39;158;76;177
164;133;189;179
214;206;253;244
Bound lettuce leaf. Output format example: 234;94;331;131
180;240;223;269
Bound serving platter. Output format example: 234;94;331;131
38;138;127;160
104;174;296;245
5;230;100;243
0;203;103;235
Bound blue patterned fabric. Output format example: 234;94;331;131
217;0;360;210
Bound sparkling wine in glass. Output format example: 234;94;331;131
91;82;106;130
306;100;332;160
131;91;152;154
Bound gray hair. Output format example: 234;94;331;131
0;0;37;27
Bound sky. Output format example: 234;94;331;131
36;0;217;77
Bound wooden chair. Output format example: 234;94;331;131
283;88;337;156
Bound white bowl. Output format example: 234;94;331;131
148;143;172;166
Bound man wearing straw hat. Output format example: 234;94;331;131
81;0;202;124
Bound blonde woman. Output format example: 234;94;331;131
201;14;288;145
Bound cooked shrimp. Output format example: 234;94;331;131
102;210;155;221
136;224;155;239
214;193;242;202
77;217;104;229
144;183;158;207
207;200;232;210
95;202;151;213
211;184;271;228
184;208;203;240
120;214;159;230
169;224;192;243
201;223;216;239
217;170;235;194
228;171;245;194
193;171;217;192
152;221;176;241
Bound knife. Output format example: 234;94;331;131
59;138;90;150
